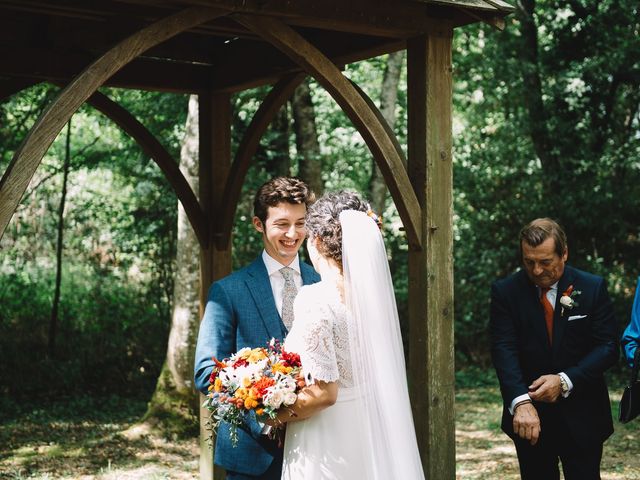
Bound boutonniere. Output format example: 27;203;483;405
559;285;581;316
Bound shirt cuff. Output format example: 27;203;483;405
558;372;573;398
509;393;531;415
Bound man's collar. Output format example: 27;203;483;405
261;250;301;275
537;281;559;291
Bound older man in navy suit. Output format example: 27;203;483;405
490;218;618;479
194;177;320;480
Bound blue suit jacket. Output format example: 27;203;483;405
194;255;320;476
621;276;640;367
490;265;618;449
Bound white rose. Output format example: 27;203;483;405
559;295;573;308
283;392;297;406
278;376;296;392
265;390;284;409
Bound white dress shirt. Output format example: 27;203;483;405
509;281;574;414
261;250;303;318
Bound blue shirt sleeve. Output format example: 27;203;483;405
622;276;640;368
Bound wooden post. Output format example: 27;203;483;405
198;91;232;480
407;28;455;480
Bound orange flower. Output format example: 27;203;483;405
253;376;276;397
272;363;293;375
214;377;223;393
245;348;268;363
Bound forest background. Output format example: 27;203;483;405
1;0;639;448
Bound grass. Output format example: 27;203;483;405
0;396;198;479
1;380;639;479
455;377;640;479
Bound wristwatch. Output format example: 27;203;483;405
558;374;569;396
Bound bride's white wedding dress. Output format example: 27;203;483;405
282;281;365;480
281;210;425;480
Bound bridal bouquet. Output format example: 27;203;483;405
203;339;305;446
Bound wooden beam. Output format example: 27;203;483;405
210;29;405;92
198;90;232;480
235;14;422;250
0;6;225;240
84;90;209;247
218;73;305;249
407;30;455;479
0;33;402;94
0;45;213;94
186;0;445;37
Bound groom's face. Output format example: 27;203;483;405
253;202;307;266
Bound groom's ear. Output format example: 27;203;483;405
252;216;264;233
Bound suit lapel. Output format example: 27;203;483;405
552;266;576;357
300;261;320;286
245;257;285;340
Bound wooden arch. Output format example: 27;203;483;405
235;14;423;250
1;83;208;245
0;7;224;240
0;2;516;479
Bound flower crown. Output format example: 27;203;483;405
366;208;383;230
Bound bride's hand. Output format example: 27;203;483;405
263;411;288;427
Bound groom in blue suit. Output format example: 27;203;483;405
490;218;618;479
194;177;320;479
195;177;320;480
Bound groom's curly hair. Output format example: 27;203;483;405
253;176;315;224
305;191;370;269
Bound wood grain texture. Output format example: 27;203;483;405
407;30;456;479
198;91;232;480
0;6;224;240
236;14;422;250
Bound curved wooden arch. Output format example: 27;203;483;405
1;81;207;246
235;15;422;250
216;73;305;249
85;91;208;247
0;7;224;240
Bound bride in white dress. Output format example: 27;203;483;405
271;191;425;480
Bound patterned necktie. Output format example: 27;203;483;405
280;267;297;330
540;286;554;344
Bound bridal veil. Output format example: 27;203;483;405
340;210;425;479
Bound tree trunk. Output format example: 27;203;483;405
143;95;200;437
516;0;558;191
291;79;324;195
369;51;404;214
266;106;291;176
48;119;71;358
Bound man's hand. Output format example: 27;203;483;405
528;374;562;403
513;402;541;445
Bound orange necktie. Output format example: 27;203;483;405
540;286;554;344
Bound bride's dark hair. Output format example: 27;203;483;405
305;190;370;267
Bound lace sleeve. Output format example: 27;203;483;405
286;285;339;384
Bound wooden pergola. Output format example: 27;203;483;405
0;1;513;478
